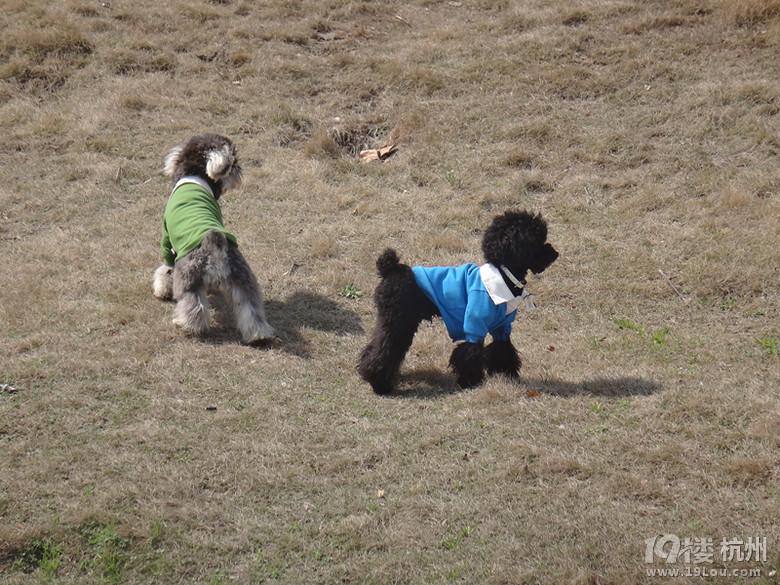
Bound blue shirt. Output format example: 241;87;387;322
412;263;518;344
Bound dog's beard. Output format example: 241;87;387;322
219;165;243;193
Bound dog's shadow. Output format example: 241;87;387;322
208;291;363;356
522;375;661;397
394;370;662;400
265;291;364;358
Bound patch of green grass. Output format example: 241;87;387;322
743;308;767;318
442;526;475;550
755;336;779;355
338;283;364;299
79;522;130;584
445;168;464;190
254;549;289;581
148;519;164;548
583;424;609;435
615;319;673;353
12;540;63;579
651;326;671;350
614;318;645;335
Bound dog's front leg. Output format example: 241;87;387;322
449;341;485;388
152;264;174;301
485;339;521;380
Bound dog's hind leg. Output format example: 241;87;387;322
485;339;521;380
172;247;211;336
358;311;420;395
449;342;486;388
173;289;211;335
224;245;274;344
358;257;435;395
227;281;275;344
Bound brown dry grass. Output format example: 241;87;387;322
1;1;779;584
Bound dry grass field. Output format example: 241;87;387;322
1;0;779;583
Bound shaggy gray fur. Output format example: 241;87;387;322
172;230;274;343
154;134;274;344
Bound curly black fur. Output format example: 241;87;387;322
482;210;559;282
449;341;485;388
358;210;558;395
485;339;521;379
357;248;439;395
375;248;401;277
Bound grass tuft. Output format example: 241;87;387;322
719;0;780;24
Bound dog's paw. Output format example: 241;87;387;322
363;375;398;395
153;264;174;301
242;322;275;345
247;335;282;349
455;370;485;389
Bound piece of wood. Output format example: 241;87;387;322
359;143;398;163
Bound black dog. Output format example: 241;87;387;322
358;210;558;394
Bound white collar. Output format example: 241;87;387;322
172;176;214;197
479;264;536;314
500;265;525;289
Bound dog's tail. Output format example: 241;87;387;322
200;229;229;253
199;229;230;277
376;248;401;277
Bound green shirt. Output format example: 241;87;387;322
161;177;237;266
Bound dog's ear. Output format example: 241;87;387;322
530;243;559;274
206;144;237;182
163;144;184;177
206;142;243;192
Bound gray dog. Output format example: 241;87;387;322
152;134;274;344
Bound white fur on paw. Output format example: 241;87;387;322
153;264;173;300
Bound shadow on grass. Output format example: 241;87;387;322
264;291;364;358
524;376;662;397
394;368;464;400
185;291;363;356
392;370;662;400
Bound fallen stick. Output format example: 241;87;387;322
658;269;687;302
